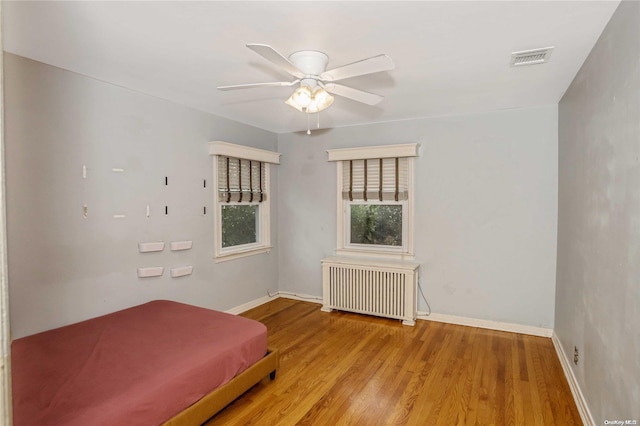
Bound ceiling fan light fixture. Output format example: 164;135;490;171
284;95;304;112
310;87;334;112
286;85;334;113
289;85;312;108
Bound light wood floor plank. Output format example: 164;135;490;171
204;299;582;425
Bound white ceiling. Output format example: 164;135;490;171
2;1;620;134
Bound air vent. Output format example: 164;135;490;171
511;46;554;67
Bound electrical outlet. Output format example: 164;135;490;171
574;346;579;365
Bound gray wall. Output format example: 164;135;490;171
277;105;558;329
556;0;640;422
4;54;279;339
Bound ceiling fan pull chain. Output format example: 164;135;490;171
307;114;311;135
317;113;320;129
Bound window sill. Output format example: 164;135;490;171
214;246;272;263
335;248;415;261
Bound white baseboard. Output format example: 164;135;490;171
417;311;553;337
226;291;322;315
225;294;276;315
551;332;594;426
276;291;322;304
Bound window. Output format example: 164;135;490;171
209;141;280;261
328;144;417;259
350;204;403;246
221;205;258;248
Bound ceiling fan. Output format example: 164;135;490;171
218;44;395;121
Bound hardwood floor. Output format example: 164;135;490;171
205;298;581;425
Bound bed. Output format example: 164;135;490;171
11;300;278;425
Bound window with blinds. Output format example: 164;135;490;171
217;156;266;203
210;141;280;262
342;157;409;201
327;143;417;259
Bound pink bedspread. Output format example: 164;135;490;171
11;300;267;425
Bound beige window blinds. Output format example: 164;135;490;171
342;157;409;201
217;156;266;203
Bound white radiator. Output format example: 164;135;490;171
321;256;420;325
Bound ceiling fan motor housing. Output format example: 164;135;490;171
289;50;329;87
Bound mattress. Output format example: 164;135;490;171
11;300;268;426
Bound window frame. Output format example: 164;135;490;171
219;201;263;251
329;144;417;261
209;141;280;262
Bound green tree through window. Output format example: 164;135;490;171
350;204;402;246
221;205;258;248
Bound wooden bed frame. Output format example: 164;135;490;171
163;348;279;425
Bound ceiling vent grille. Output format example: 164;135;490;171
511;47;554;67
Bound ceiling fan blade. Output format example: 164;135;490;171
246;44;306;79
217;80;300;91
323;83;384;106
320;54;394;82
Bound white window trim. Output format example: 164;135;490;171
327;143;418;161
209;141;280;262
328;144;417;261
209;141;281;164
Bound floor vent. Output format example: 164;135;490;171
511;46;554;66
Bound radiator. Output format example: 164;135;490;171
321;256;420;325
